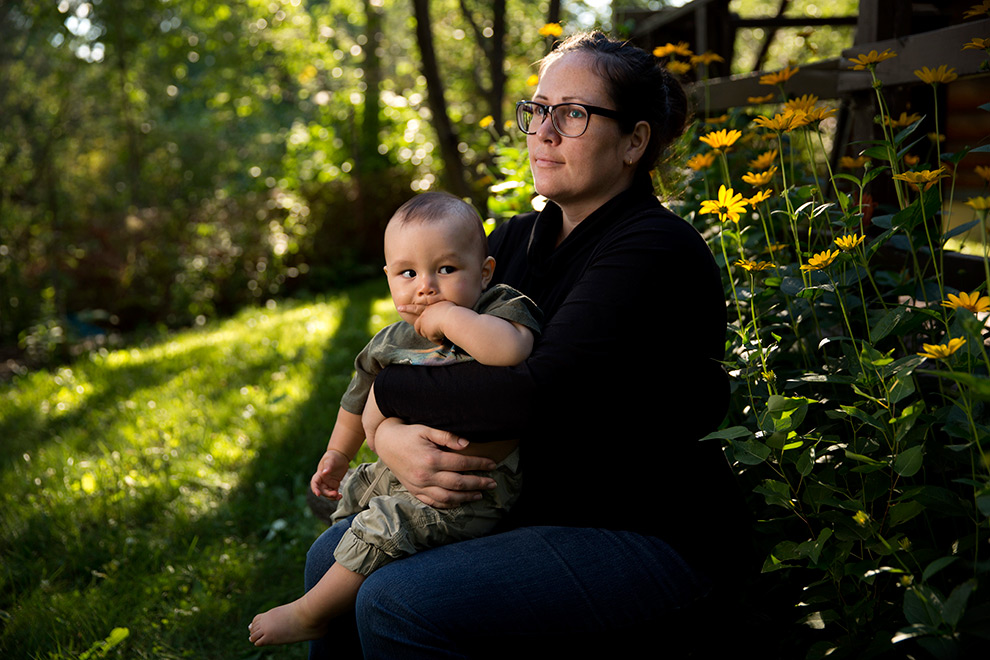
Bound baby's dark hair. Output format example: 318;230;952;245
389;192;488;260
539;31;689;183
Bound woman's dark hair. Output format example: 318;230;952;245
538;31;689;183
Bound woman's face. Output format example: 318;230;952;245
527;51;640;224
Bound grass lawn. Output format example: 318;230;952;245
0;279;395;659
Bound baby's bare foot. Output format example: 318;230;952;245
248;598;327;646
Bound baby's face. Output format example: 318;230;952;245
383;218;493;325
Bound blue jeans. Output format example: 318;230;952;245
305;517;712;659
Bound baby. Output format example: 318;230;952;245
249;191;540;646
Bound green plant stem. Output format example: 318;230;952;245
917;187;945;303
869;70;907;210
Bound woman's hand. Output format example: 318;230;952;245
373;417;497;508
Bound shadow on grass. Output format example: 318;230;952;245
0;280;389;659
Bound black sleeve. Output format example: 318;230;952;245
374;213;726;441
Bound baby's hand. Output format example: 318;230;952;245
413;301;456;344
310;449;350;500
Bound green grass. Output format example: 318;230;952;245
0;279;396;659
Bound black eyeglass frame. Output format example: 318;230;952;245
515;100;625;138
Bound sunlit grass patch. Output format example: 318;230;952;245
0;279;395;658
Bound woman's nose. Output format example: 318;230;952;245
535;112;560;141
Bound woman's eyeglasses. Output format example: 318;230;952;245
515;101;624;138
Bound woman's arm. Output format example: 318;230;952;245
364;386;497;507
375;210;722;438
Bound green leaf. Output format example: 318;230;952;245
730;438;772;465
942;579;976;628
755;479;793;509
904;585;943;627
942;219;979;242
894;445;924;477
939;147;971;165
796;446;814;476
889;500;924;526
922;556;959;582
831;172;862;187
840;405;888;434
759;395;813;434
893;116;925;146
919;370;990;401
845;449;883;465
699;425;753;441
976;493;990;517
862;145;893;161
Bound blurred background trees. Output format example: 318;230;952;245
0;0;570;361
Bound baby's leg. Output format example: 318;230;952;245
249;563;365;646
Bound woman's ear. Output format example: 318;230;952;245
480;256;496;288
624;120;651;166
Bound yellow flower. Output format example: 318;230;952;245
840;155;871;169
700;185;748;224
963;37;990;50
914;65;959;84
526;74;539;86
759;65;799;85
752;109;809;132
690;51;724;66
966;196;990;210
834;234;865;251
804;105;838;122
800;249;840;271
704;114;729;124
766;243;788;254
892;167;948;191
741;166;777;187
538;23;563;37
853;510;870;526
885;111;922;128
735;259;774;272
666;60;692;75
903;153;920;167
748;149;778;170
784;94;819;113
748;189;773;205
653;41;693;58
917;337;966;360
699;128;742;151
686;152;717;171
942;291;990;313
848;48;897;70
975;165;990;183
479;115;494;128
963;0;990;19
747;93;775;104
928;132;945;143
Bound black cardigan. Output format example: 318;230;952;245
375;183;749;574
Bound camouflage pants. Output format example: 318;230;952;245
330;450;522;576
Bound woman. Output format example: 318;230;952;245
306;31;751;658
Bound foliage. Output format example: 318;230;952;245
668;28;988;660
0;281;396;658
0;0;551;358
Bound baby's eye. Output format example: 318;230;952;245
438;266;457;275
399;269;416;279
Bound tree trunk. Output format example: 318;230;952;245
411;0;470;199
